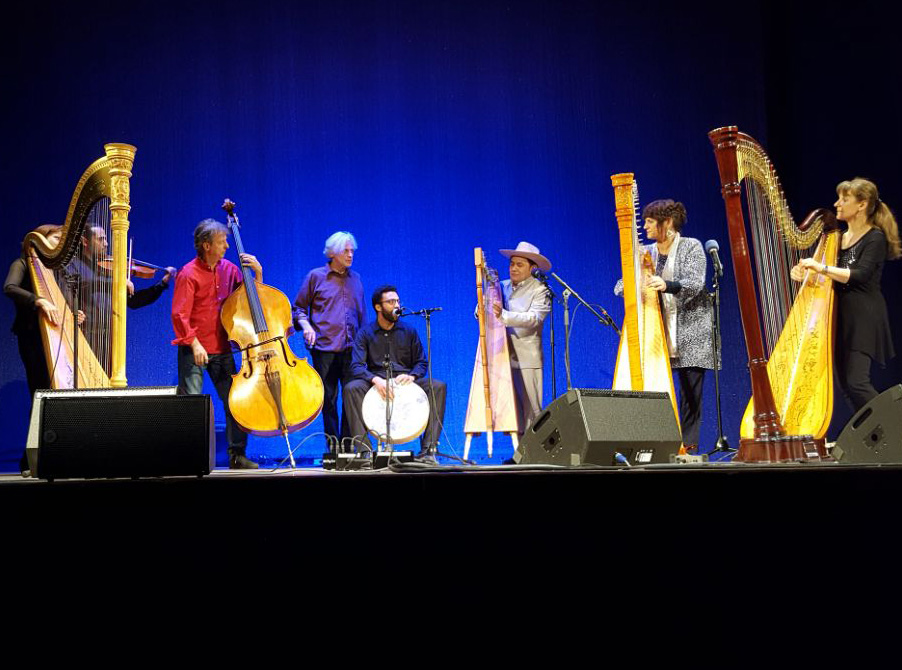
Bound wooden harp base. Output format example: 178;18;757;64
735;435;829;463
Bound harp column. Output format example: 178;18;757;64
105;143;136;388
611;172;643;390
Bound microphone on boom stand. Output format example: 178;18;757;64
705;239;724;278
705;239;734;456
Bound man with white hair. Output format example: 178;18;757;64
293;231;366;450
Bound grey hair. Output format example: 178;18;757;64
323;231;358;258
194;218;228;256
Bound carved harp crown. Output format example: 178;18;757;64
25;143;136;389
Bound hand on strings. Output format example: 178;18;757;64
395;374;415;386
76;310;85;325
646;276;667;292
791;258;821;282
127;280;135;297
35;298;60;326
239;253;263;281
191;339;209;366
492;300;503;318
161;267;177;286
373;376;393;400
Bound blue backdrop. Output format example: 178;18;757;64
2;0;899;468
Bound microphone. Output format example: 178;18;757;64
531;267;547;281
391;307;403;318
705;239;724;278
400;307;443;317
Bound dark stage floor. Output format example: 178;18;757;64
5;459;902;570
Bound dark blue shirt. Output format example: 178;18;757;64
293;263;366;353
349;320;428;381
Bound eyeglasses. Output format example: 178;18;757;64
381;298;400;305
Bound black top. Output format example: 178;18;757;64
835;227;894;364
4;257;42;336
349;319;428;382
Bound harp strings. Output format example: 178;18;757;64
737;138;821;357
73;196;113;377
631;180;645;371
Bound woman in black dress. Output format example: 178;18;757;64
4;225;65;474
791;178;900;411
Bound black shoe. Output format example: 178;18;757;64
415;448;438;465
229;453;259;470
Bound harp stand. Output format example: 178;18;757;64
708;269;733;455
550;271;620;390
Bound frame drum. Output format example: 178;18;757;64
362;381;430;445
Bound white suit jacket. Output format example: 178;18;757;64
500;277;551;369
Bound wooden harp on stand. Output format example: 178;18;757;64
709;126;838;461
24;143;137;389
463;247;519;458
610;173;680;427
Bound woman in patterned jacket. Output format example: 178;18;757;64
618;200;716;451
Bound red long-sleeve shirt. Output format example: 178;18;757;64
171;257;243;354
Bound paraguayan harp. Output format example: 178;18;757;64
463;247;519;458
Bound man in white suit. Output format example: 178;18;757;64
493;241;552;436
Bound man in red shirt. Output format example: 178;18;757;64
171;219;263;469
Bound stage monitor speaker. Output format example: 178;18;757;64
518;388;681;466
26;387;215;480
833;384;902;464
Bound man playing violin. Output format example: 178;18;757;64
342;285;446;462
68;225;176;342
171;219;263;470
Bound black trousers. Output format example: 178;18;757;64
676;367;706;448
342;377;446;453
836;349;878;412
17;333;51;472
311;348;352;447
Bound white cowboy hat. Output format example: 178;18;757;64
499;241;552;272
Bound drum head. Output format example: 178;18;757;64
361;381;430;445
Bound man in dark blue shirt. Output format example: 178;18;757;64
293;231;366;449
343;285;446;459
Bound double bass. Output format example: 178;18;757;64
219;199;324;465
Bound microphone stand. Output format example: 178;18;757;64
533;275;558;399
547;271;620;391
707;263;733;455
403;308;468;464
381;354;394;452
64;270;81;389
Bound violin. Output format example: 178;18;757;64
97;257;170;279
218;199;324;463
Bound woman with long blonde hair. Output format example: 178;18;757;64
791;178;899;411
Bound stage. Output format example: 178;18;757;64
5;459;901;583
